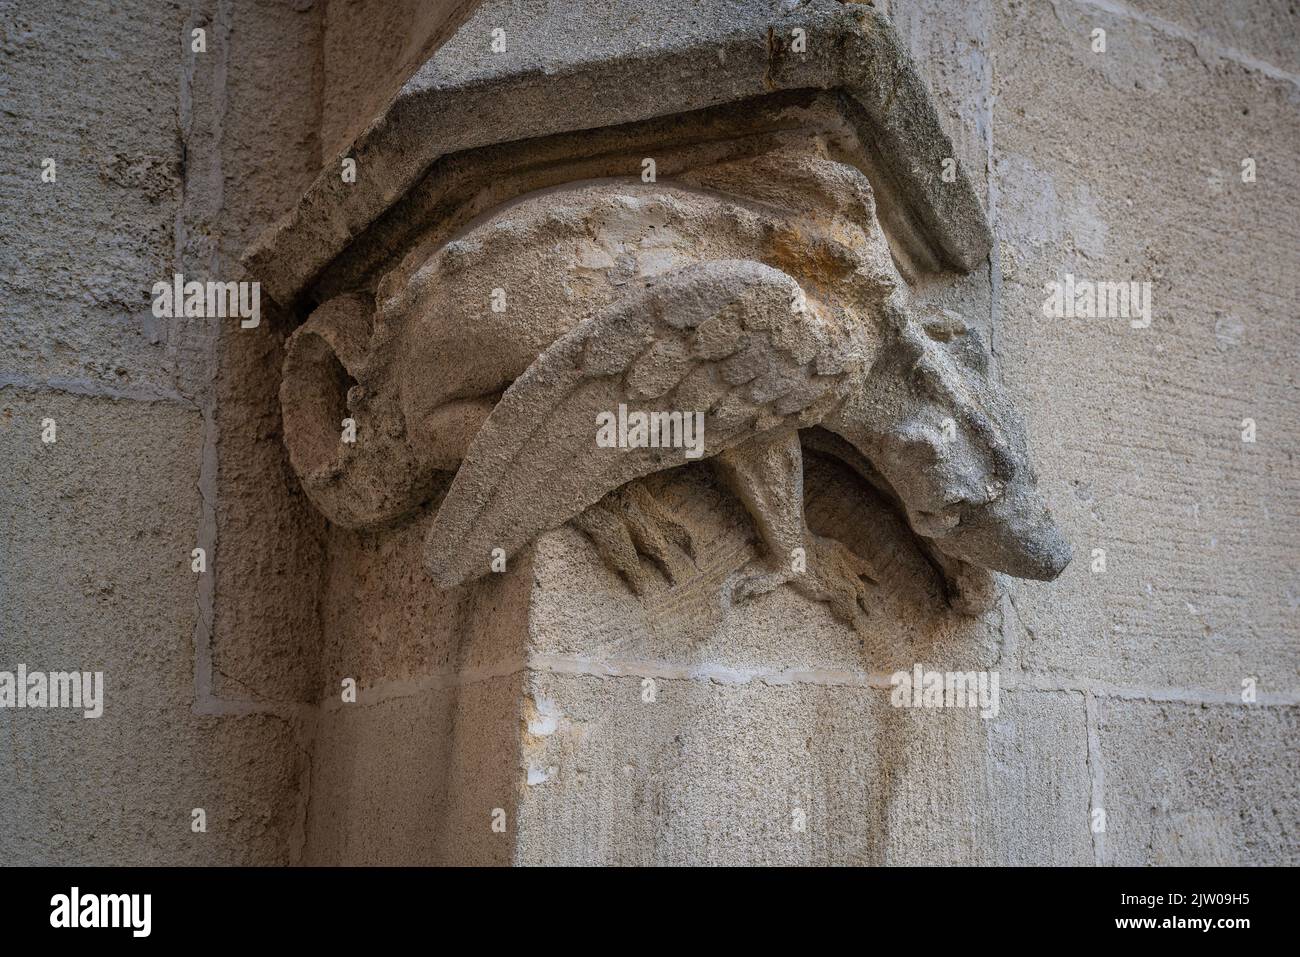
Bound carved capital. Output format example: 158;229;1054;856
247;2;1069;628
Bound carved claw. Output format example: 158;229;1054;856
723;555;796;605
572;483;696;595
722;532;876;636
714;428;877;634
788;533;877;636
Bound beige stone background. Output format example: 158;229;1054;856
1;0;1295;865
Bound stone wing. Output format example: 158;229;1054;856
423;259;868;586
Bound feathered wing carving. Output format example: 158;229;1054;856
423;259;869;586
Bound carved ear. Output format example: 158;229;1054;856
280;293;435;528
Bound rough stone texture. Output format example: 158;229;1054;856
889;0;994;197
276;124;1066;635
243;0;992;304
302;563;530;865
207;0;332;705
526;462;1004;678
512;675;1091;865
1095;701;1298;865
990;0;1300;695
320;0;481;162
0;392;306;864
0;705;306;865
4;0;1297;868
0;0;333;863
0;1;187;395
301;686;459;865
0;393;202;713
1127;0;1300;75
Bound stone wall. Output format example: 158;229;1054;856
0;0;460;866
1;0;1294;866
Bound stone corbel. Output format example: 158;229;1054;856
245;0;1071;632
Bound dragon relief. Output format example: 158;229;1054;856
279;141;1071;633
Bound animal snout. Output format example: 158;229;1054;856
1007;514;1073;581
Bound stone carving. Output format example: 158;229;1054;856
279;142;1071;631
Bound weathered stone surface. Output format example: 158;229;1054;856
0;1;185;394
203;1;332;705
889;0;993;199
302;674;524;865
211;302;330;704
1095;701;1299;865
315;505;461;698
1128;0;1300;75
244;0;992;304
990;0;1300;693
262;0;1295;867
0;391;307;863
510;674;1091;865
0;392;202;711
301;686;459;865
526;459;1007;678
320;0;481;162
0;0;325;865
280;148;1065;641
0;707;306;865
4;0;1295;870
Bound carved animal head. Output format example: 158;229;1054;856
842;301;1072;581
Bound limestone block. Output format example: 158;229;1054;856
990;0;1300;692
0;390;306;863
1127;0;1300;74
0;1;185;392
1095;700;1298;865
508;672;1092;865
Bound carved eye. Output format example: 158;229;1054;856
921;312;989;376
920;311;968;342
888;421;943;464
